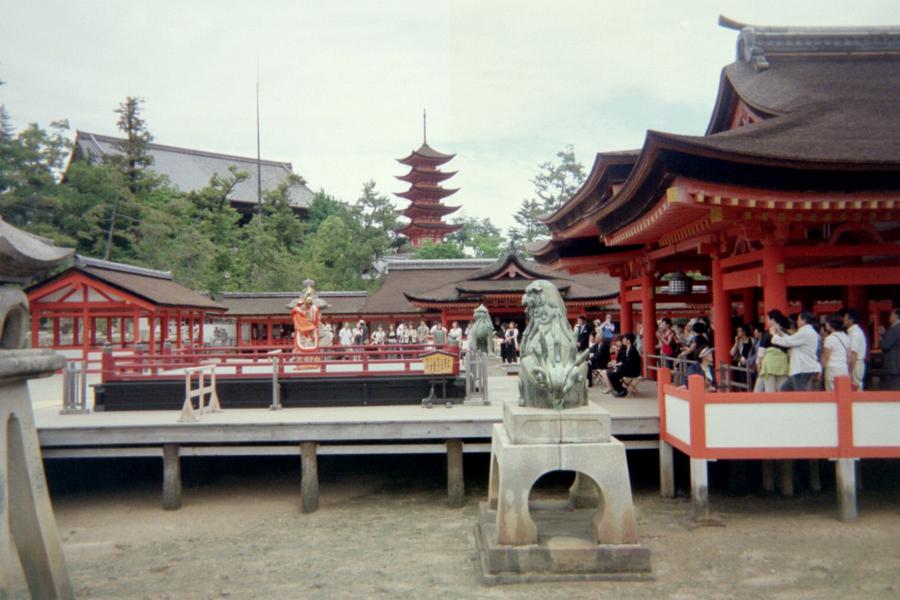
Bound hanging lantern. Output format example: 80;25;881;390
667;271;693;295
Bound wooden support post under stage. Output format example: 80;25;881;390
690;458;709;521
640;271;656;378
835;459;858;523
162;444;182;511
300;442;319;514
762;244;788;316
711;254;731;372
446;439;465;508
659;440;675;498
741;288;756;324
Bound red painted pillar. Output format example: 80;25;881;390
188;314;195;347
236;317;242;347
741;288;756;324
711;254;732;374
266;316;273;345
198;313;205;347
762;244;788;316
148;315;156;355
846;285;868;331
640;271;656;378
120;317;126;345
31;310;40;349
175;311;182;348
619;288;633;336
53;317;60;346
133;311;140;346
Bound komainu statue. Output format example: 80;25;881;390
519;280;589;409
469;304;494;354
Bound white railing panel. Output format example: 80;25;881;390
853;403;900;447
664;394;691;445
706;403;838;448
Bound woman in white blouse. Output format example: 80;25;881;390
821;314;850;391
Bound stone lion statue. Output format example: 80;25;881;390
519;280;589;410
469;304;494;354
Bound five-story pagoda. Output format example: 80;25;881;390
395;117;461;247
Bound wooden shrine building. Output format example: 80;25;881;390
532;18;900;379
403;254;618;326
27;256;226;365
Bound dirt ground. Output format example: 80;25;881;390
12;454;900;600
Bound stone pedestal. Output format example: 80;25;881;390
475;401;651;583
1;349;75;599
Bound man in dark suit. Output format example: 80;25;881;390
587;334;611;387
607;333;642;397
575;316;590;352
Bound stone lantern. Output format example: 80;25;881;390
0;217;75;598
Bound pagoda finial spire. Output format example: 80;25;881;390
423;108;427;144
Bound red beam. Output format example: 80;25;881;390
722;269;761;291
720;249;765;270
783;244;900;258
786;266;900;287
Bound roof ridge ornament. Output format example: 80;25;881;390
719;14;900;72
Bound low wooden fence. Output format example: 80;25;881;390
656;367;900;522
100;344;460;383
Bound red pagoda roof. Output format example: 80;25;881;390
402;203;461;218
395;184;459;200
395;168;458;184
396;143;455;166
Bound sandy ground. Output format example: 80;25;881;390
9;453;899;600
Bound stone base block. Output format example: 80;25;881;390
503;400;610;445
475;502;652;584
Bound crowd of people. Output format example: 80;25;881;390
648;306;900;393
334;319;465;347
319;306;900;393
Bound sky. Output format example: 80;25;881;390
1;0;897;232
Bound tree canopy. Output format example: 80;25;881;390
509;145;585;251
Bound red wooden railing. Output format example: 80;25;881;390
657;367;900;460
101;344;461;383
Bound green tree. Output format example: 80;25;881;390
112;96;154;193
352;180;398;266
509;145;585;248
449;215;506;257
302;214;367;290
414;239;466;259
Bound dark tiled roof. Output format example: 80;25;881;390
73;131;315;209
400;254;619;304
220;291;368;316
664;58;900;165
80;266;224;310
361;267;477;314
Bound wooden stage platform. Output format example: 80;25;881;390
29;373;660;509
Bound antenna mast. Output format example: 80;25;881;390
256;62;263;227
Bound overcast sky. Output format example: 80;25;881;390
2;1;896;232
